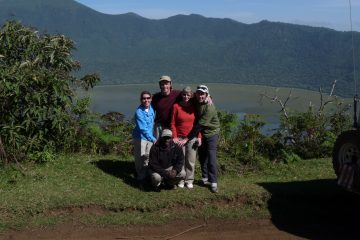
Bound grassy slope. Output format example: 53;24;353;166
0;155;337;230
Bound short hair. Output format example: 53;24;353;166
140;90;152;100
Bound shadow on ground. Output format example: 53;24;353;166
93;159;138;189
259;179;360;240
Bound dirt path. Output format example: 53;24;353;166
1;219;304;240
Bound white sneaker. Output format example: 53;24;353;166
178;182;185;188
186;183;194;189
210;183;218;193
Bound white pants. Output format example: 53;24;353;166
178;137;197;185
133;139;153;181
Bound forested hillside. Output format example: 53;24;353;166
0;0;359;96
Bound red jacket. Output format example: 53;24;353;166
170;102;201;139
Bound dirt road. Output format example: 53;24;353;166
2;219;305;240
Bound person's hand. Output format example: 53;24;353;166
169;169;177;178
178;138;188;147
196;138;202;147
165;169;177;179
207;95;213;105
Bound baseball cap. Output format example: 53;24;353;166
159;75;171;82
161;129;172;138
196;85;209;94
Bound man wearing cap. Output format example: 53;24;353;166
189;85;221;193
151;75;182;139
148;129;186;191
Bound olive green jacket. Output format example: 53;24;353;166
196;102;220;139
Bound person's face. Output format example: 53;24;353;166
159;81;171;96
141;93;151;108
181;91;192;103
196;91;207;103
160;136;171;146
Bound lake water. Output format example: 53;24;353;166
80;83;350;134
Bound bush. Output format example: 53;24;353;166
279;101;352;159
71;111;134;157
218;112;270;173
0;21;99;163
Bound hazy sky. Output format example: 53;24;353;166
74;0;360;31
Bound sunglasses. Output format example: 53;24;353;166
142;97;151;100
197;86;208;91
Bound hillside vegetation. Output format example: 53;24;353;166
0;0;360;96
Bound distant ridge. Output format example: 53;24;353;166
0;0;359;96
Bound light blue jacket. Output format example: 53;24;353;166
132;105;156;142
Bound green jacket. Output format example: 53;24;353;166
196;102;220;139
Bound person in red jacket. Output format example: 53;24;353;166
170;86;202;189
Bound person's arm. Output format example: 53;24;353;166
135;109;156;142
170;104;179;140
187;122;202;140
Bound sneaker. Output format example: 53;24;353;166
186;183;194;189
178;182;185;188
200;178;210;186
171;185;178;190
210;183;218;193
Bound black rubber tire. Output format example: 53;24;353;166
332;130;360;177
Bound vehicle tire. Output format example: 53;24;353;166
332;130;360;177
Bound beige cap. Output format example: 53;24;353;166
159;75;171;82
161;129;172;138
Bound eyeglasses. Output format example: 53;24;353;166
142;97;151;100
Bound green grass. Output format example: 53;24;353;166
0;155;337;231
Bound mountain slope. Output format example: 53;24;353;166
0;0;359;96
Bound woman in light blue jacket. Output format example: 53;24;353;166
132;91;156;184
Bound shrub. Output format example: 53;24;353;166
0;21;99;163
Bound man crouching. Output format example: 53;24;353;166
149;129;186;191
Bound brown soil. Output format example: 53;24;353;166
1;219;304;240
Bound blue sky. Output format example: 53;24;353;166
74;0;360;31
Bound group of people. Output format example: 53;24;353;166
132;75;220;193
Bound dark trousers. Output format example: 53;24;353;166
198;134;219;183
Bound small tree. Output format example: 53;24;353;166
260;81;352;159
0;21;99;163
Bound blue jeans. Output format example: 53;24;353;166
198;134;219;183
